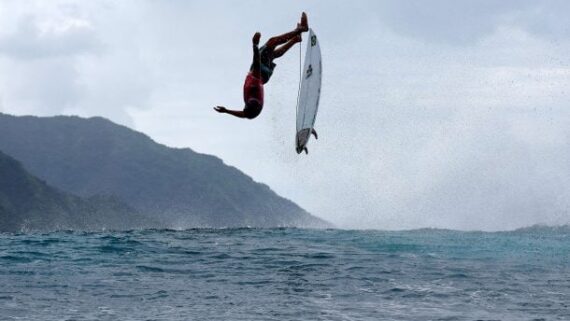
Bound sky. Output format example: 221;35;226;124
1;0;570;230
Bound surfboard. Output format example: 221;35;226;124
295;28;322;154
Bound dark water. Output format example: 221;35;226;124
1;227;569;321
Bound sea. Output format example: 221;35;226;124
1;227;569;321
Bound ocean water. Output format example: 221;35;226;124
1;228;569;321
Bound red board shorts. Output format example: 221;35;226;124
243;72;264;119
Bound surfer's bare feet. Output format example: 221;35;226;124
297;12;308;32
252;32;261;45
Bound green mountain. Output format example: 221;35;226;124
0;113;328;228
0;150;152;232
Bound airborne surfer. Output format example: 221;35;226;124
214;12;314;124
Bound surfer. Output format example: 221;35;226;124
214;12;310;119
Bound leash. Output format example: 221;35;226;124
295;34;302;134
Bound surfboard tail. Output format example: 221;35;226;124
296;128;311;154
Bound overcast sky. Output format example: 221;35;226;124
1;0;570;230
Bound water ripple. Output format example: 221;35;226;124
0;228;569;321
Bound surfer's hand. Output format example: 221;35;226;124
252;32;261;46
214;106;227;113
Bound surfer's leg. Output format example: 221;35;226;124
264;12;308;49
250;33;262;78
264;30;301;50
273;35;301;59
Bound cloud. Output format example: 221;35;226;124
0;2;95;115
0;14;100;60
1;1;570;230
0;1;155;124
369;0;570;45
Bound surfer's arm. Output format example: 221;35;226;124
214;106;247;118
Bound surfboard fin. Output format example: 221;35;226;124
311;128;318;140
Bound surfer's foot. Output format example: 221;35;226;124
304;147;309;154
252;32;261;46
297;12;308;33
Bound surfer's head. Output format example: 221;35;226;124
243;99;262;119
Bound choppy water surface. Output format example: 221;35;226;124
1;227;569;321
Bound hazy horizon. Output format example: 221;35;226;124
1;1;570;231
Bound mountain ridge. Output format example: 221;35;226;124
0;150;154;232
0;113;329;229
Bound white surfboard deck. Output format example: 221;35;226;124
295;28;322;154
